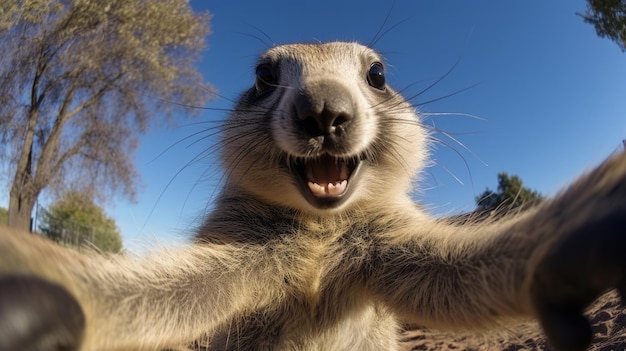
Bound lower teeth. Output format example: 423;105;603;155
307;179;347;197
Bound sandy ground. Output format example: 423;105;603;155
399;291;626;351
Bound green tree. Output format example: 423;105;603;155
475;172;543;212
39;191;122;253
579;0;626;51
0;0;213;231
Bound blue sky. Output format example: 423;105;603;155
8;1;626;252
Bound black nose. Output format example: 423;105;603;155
294;80;354;137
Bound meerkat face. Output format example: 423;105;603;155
222;42;428;214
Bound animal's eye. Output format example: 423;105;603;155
255;64;277;95
366;62;385;90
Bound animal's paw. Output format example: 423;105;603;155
531;152;626;351
0;276;85;351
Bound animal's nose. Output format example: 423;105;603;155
294;80;354;137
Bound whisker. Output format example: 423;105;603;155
411;83;481;108
403;54;466;103
368;2;395;48
432;159;465;186
423;122;487;167
222;136;268;184
236;24;276;47
421;112;487;122
383;140;416;178
147;123;228;164
370;17;411;49
184;119;265;151
427;135;476;191
193;132;267;210
157;99;238;113
138;138;220;234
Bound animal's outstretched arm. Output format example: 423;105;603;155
0;231;283;351
368;152;626;351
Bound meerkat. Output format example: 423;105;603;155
0;41;626;351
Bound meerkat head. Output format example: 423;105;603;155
221;42;428;214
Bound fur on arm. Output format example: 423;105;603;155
367;151;626;333
0;229;284;350
365;212;535;329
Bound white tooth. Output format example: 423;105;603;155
328;182;336;193
307;181;326;196
327;180;347;196
339;180;347;192
308;180;348;197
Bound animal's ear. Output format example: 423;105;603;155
0;275;85;351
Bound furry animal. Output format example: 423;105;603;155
0;41;625;351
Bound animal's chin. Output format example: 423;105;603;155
290;154;363;210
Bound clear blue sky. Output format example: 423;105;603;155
24;1;626;252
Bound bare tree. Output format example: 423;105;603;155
0;0;213;230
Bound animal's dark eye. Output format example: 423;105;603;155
367;62;385;90
255;64;277;95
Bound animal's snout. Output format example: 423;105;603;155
294;80;355;138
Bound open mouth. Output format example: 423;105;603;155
291;154;363;209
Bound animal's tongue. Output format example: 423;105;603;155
305;155;349;197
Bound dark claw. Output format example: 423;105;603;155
533;209;626;350
0;276;84;351
537;302;591;351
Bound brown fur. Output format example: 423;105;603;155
1;42;625;351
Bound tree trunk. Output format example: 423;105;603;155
7;187;36;232
7;137;37;232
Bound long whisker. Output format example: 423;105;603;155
236;24;276;47
426;135;476;191
138;137;222;234
432;159;465;186
157;99;238;112
403;54;466;103
421;112;487;122
411;83;481;108
370;17;412;49
368;1;396;48
147;122;228;164
425;125;488;167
